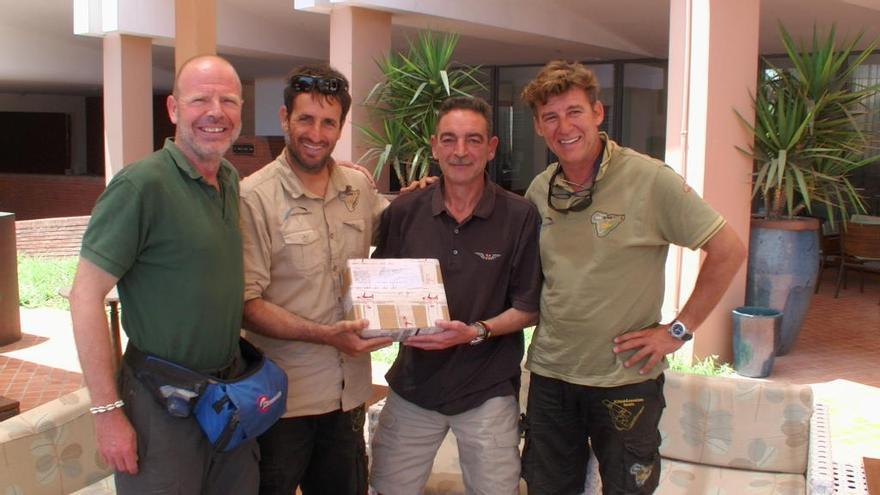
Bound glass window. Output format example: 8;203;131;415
494;64;615;194
621;62;667;159
851;53;880;214
494;66;545;194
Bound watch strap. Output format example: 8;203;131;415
469;320;491;345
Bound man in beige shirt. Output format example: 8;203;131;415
239;64;392;495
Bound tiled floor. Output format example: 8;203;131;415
1;267;878;415
771;268;880;387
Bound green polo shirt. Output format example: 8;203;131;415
524;134;724;387
81;139;243;372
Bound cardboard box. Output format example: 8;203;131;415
343;258;449;341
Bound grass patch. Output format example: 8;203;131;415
668;354;735;377
16;254;78;309
372;342;400;366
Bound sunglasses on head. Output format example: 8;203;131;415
291;75;348;94
547;164;595;213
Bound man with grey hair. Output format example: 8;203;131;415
70;55;257;493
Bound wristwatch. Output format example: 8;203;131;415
469;321;490;345
668;320;693;341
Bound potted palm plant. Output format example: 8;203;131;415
359;31;485;189
737;24;879;354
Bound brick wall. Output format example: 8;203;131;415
0;174;103;221
15;216;89;258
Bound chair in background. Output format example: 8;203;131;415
834;221;880;304
850;214;880;225
815;226;841;293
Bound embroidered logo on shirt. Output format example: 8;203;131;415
474;252;502;261
591;211;625;237
339;185;360;212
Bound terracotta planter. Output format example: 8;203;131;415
745;217;820;355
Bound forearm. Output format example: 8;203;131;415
481;307;538;336
69;259;122;407
71;297;119;404
675;224;746;332
242;297;330;344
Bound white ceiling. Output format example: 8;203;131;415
0;0;878;95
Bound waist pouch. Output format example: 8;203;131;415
125;338;288;452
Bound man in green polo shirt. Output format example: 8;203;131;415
69;55;257;494
519;60;746;494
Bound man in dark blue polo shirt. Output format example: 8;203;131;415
369;96;542;495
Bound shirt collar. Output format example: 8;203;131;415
595;132;617;182
275;151;341;200
430;171;497;220
164;138;233;185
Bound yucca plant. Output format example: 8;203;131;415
359;31;485;188
737;24;880;224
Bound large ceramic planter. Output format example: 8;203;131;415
745;218;820;355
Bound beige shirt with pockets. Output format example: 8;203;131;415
240;153;389;417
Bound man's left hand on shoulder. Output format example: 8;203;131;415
336;160;377;188
403;319;477;350
612;325;683;375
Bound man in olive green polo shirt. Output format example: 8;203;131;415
519;60;746;494
69;55;257;494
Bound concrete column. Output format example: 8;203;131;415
0;212;21;346
664;0;759;363
103;33;154;179
329;6;391;189
174;0;217;73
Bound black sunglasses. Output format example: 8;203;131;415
547;164;595;213
291;75;348;94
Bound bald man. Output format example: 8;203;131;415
70;55;257;494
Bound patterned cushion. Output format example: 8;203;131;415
0;388;113;495
658;458;806;494
659;373;812;475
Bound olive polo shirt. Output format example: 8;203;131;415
81;138;243;372
374;177;542;415
524;134;725;387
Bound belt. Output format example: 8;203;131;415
123;344;236;381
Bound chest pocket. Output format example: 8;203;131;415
281;227;325;273
340;219;368;259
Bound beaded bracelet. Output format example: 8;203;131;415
89;399;125;414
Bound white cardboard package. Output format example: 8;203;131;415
343;258;449;341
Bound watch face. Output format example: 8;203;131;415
671;323;685;338
670;322;691;341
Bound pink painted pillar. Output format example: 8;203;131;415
174;0;218;73
329;6;392;190
665;0;759;363
103;33;153;179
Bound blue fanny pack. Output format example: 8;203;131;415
126;338;287;452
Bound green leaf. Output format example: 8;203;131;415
737;23;878;221
358;30;483;188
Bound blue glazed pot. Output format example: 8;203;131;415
745;218;819;356
732;306;782;378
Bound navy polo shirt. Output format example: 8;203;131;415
373;177;541;415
